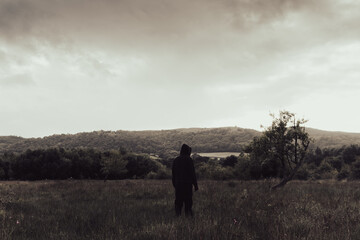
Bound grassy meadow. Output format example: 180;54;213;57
1;180;360;239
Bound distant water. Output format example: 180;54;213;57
196;152;241;158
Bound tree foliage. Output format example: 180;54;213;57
101;150;128;180
2;129;360;181
2;148;167;181
246;111;311;189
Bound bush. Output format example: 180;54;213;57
233;158;249;180
125;154;159;178
351;160;360;179
261;159;280;178
294;167;310;180
337;166;350;180
220;155;238;167
211;166;234;180
312;161;338;179
145;167;171;179
101;150;128;180
326;157;343;171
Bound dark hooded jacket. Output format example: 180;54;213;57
172;144;198;188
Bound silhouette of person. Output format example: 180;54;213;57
172;144;198;217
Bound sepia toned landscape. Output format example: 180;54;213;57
1;117;360;239
2;0;360;239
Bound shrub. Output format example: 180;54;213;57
294;167;310;180
233;157;250;180
211;166;234;180
351;159;360;179
220;155;238;167
125;154;159;178
146;167;171;179
101;150;128;180
326;156;343;171
337;166;350;180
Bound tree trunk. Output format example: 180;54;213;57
271;159;302;190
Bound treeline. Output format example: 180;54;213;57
2;145;360;181
302;145;360;180
0;148;244;181
191;145;360;181
0;148;170;181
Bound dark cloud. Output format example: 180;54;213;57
1;0;358;71
0;0;340;45
1;0;360;136
0;0;48;41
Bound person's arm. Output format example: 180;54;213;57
172;159;176;188
191;159;198;191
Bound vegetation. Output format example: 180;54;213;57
2;127;360;156
2;109;360;182
0;127;258;155
245;111;311;189
2;114;360;238
1;180;360;240
0;148;167;181
1;143;360;181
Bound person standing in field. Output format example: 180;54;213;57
172;144;198;217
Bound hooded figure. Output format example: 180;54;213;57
172;144;198;217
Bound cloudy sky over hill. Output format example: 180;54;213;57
1;0;360;137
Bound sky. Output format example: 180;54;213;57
1;0;360;138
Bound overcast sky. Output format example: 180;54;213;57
1;0;360;138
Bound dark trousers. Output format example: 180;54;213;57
175;183;193;217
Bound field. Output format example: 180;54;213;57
1;180;360;240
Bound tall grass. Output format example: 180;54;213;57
1;180;360;239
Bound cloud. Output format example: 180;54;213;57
0;74;34;86
1;0;358;76
1;0;360;136
0;0;343;46
1;0;359;91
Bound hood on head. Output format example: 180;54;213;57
180;144;192;156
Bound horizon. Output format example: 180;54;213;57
1;0;360;138
3;124;360;139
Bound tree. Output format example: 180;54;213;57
101;150;128;180
125;154;159;178
246;111;312;189
220;155;238;167
342;145;358;164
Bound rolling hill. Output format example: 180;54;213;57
1;127;360;155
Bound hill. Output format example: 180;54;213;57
306;128;360;149
0;127;259;155
1;127;360;155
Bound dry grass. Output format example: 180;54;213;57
1;179;360;239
